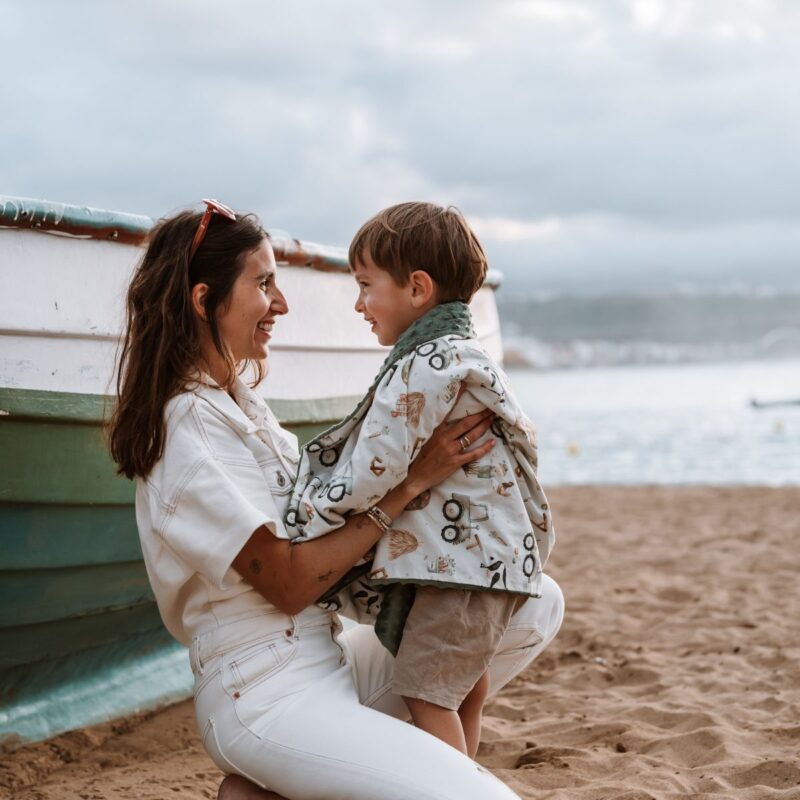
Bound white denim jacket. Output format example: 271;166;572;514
135;376;300;645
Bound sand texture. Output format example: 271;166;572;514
2;486;799;800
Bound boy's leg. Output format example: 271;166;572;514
458;670;490;759
403;696;468;754
486;575;565;697
340;574;564;715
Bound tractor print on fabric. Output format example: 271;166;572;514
440;493;490;545
521;532;537;578
306;439;341;468
317;473;353;504
415;339;458;372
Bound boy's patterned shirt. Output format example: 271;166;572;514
283;333;555;616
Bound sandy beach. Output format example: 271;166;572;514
2;486;799;800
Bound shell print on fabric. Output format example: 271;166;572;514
388;529;420;560
405;489;432;511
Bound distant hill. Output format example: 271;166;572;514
498;290;800;368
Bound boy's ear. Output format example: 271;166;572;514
408;270;436;308
191;283;209;322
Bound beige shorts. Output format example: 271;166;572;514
392;587;521;710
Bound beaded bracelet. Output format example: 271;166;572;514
365;505;393;534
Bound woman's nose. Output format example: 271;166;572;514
272;288;289;315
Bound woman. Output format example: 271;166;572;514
109;201;564;800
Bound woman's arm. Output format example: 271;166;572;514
232;408;496;615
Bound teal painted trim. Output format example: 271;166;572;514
0;196;502;285
0;195;152;245
0;561;153;627
0;387;358;426
267;395;360;425
0;629;192;747
0;388;358;504
0;387;111;424
0;504;140;569
0;602;163;670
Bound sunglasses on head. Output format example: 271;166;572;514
188;198;237;262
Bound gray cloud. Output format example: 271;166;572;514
2;0;798;290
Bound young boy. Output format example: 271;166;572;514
284;202;555;757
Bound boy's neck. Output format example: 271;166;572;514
391;299;443;342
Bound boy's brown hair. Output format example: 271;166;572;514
348;202;488;302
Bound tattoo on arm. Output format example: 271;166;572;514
317;569;333;583
249;559;262;575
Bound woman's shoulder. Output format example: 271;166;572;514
162;386;253;462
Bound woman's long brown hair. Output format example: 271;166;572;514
108;208;266;479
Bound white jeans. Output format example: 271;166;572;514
190;575;564;800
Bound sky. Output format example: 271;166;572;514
2;0;799;294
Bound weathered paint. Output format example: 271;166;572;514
0;196;504;746
0;603;163;670
0;195;503;286
0;629;191;747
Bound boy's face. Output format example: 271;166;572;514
353;253;423;346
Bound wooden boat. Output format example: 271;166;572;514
0;196;503;745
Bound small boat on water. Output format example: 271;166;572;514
0;195;503;746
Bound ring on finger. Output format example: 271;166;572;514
459;435;471;453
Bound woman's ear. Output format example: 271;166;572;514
191;283;209;322
409;270;436;308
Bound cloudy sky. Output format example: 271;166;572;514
2;0;798;293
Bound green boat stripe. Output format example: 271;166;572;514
0;562;154;627
0;603;164;671
0;387;360;425
0;504;141;569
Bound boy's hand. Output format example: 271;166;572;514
405;408;496;497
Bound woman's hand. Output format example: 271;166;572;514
405;407;496;498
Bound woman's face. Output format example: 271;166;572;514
216;239;288;362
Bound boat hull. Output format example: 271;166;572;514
0;197;503;745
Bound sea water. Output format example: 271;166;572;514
509;358;800;486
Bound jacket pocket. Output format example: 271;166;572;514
259;455;292;497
